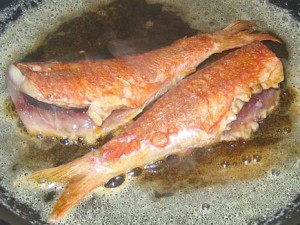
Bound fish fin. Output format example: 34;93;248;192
16;158;105;224
216;20;281;52
48;174;101;224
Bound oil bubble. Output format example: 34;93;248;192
144;160;166;173
78;137;84;143
242;155;251;165
104;174;125;188
277;128;282;134
253;154;262;163
89;146;96;151
202;203;211;210
60;138;70;145
220;160;230;168
128;167;143;177
284;127;291;133
271;168;281;176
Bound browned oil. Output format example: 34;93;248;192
6;0;296;195
23;0;198;62
4;97;17;118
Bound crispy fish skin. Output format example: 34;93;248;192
19;42;284;223
9;20;279;130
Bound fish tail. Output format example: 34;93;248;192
216;20;281;52
15;158;105;224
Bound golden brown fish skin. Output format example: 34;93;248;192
12;20;280;128
20;41;284;223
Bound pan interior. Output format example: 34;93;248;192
0;0;300;224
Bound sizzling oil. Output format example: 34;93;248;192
0;0;300;224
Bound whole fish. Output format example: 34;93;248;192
7;20;279;143
20;41;284;223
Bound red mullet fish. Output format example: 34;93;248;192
19;41;284;223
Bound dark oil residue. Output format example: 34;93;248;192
43;191;56;203
7;0;296;195
4;97;17;118
23;0;197;62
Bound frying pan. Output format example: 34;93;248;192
0;0;300;224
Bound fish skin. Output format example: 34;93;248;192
19;41;284;223
8;20;280;136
